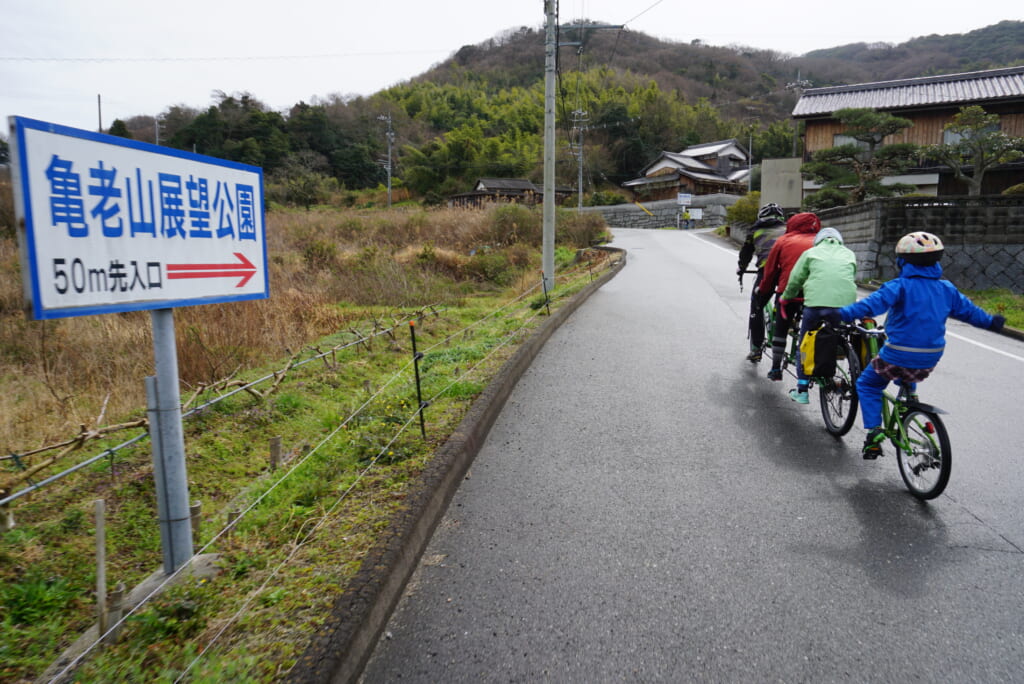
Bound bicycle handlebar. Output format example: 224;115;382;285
829;321;887;336
738;269;758;292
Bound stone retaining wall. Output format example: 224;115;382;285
581;194;741;230
733;197;1024;292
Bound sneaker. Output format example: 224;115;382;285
862;427;886;460
767;369;782;381
788;388;809;404
746;349;763;363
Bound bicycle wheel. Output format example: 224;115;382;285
896;410;951;500
819;339;860;436
760;302;774;356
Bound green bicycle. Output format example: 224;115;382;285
741;271;859;437
847;322;952;500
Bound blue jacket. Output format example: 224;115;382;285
838;262;996;368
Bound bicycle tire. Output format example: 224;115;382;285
896;409;951;500
760;302;774;357
819;339;860;437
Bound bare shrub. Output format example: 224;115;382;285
0;174;15;240
556;210;608;248
0;204;605;451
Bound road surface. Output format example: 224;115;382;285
362;228;1024;682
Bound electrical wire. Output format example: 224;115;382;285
0;50;445;63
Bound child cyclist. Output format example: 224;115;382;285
838;231;1006;459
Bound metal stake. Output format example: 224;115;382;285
409;321;428;440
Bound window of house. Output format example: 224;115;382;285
943;123;1000;145
833;134;872;150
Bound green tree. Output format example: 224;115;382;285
801;108;918;207
108;119;132;139
726;191;760;225
924;105;1024;195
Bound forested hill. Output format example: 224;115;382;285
418;20;1024;123
112;20;1022;203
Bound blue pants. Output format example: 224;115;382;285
856;362;889;429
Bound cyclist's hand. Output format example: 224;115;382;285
736;266;744;276
990;314;1006;333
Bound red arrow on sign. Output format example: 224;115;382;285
166;252;257;288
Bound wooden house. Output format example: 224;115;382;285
447;178;572;208
793;66;1024;195
621;139;750;201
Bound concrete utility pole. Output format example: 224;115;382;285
542;0;557;292
378;114;395;208
786;73;813;157
572;109;589;212
542;11;622;286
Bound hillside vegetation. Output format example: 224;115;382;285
44;20;1022;213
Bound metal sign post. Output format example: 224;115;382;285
9;116;268;573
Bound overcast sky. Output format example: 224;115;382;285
2;0;1019;134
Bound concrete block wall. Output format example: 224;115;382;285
728;196;1024;292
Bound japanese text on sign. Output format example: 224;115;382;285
10;117;268;320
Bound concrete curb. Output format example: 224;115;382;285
287;248;627;684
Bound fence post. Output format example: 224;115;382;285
227;508;240;537
95;500;107;638
104;582;126;645
409;321;428;440
1;503;13;531
269;436;282;471
190;501;202;550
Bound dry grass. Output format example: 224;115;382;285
0;204;605;456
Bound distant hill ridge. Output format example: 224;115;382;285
415;20;1024;122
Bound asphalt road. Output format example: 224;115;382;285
361;228;1024;682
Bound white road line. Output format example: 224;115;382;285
948;330;1024;362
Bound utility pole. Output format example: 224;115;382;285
378;113;395;208
97;94;103;133
572;109;589;212
746;123;756;194
786;73;813;158
542;10;622;285
542;0;556;293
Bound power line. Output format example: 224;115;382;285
623;0;667;26
0;49;445;63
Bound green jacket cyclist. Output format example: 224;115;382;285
779;227;858;404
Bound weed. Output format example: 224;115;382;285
1;569;79;625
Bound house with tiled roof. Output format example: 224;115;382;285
447;178;572;208
621;139;750;201
792;66;1024;196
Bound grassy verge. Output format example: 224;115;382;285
0;212;616;682
965;288;1024;330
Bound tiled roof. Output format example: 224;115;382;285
682;139;739;156
475;178;538;192
792;66;1024;118
660;152;714;172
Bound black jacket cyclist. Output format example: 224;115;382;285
737;203;786;361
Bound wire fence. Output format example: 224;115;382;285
0;307;445;508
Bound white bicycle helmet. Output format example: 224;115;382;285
896;231;944;265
